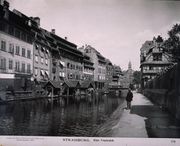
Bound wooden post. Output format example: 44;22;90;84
51;86;54;102
67;87;69;104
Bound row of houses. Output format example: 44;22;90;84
0;1;123;95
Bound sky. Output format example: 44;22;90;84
7;0;180;70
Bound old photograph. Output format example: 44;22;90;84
0;0;180;145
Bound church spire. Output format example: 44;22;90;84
128;61;132;70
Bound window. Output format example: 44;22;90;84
21;32;26;41
22;48;26;57
35;68;38;76
27;64;31;73
153;54;162;61
0;22;7;32
21;63;25;73
67;63;70;68
8;26;14;35
98;68;101;73
1;40;6;51
15;29;21;39
45;59;48;65
27;50;31;59
15;46;20;55
9;43;14;54
15;61;20;72
35;55;38;63
27;35;32;43
41;57;44;64
149;66;153;70
9;59;13;70
0;58;6;70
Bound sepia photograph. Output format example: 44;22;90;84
0;0;180;145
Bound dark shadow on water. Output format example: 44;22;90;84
130;105;180;138
0;93;123;136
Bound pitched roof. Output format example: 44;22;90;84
80;81;94;89
44;81;62;89
62;79;80;88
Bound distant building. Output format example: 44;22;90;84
111;65;122;86
0;1;34;91
120;62;134;88
127;61;133;84
31;22;51;83
51;34;84;82
140;38;174;88
83;54;94;81
105;59;113;88
84;45;106;89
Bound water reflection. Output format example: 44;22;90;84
0;93;123;136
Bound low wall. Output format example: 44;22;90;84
143;89;167;106
143;63;180;119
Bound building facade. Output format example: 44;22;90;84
105;59;113;88
32;24;51;83
84;45;106;89
0;1;34;91
140;38;174;88
83;54;94;81
51;33;84;82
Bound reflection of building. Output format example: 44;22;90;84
0;1;34;91
84;45;106;89
140;38;173;88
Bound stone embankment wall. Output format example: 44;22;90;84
143;63;180;119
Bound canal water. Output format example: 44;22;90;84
0;93;124;136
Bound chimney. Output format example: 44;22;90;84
0;0;5;5
65;37;67;40
51;29;55;34
3;0;9;9
33;17;40;27
3;0;9;20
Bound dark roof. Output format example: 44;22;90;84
51;33;77;48
80;81;94;89
62;79;81;88
44;81;63;89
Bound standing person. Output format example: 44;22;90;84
126;89;133;109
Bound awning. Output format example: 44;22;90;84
59;61;65;67
40;70;45;76
45;71;49;77
41;46;45;51
35;44;39;49
46;49;49;54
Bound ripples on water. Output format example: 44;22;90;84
0;93;123;136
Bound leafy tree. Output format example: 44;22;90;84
156;35;164;43
164;23;180;61
133;71;141;85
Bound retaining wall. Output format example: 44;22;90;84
143;63;180;119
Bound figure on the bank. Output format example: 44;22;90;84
126;89;133;109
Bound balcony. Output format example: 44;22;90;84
143;69;161;74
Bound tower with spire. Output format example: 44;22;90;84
127;61;133;84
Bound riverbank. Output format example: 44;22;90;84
95;92;180;138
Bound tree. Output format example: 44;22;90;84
156;35;164;43
132;71;141;85
164;23;180;61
